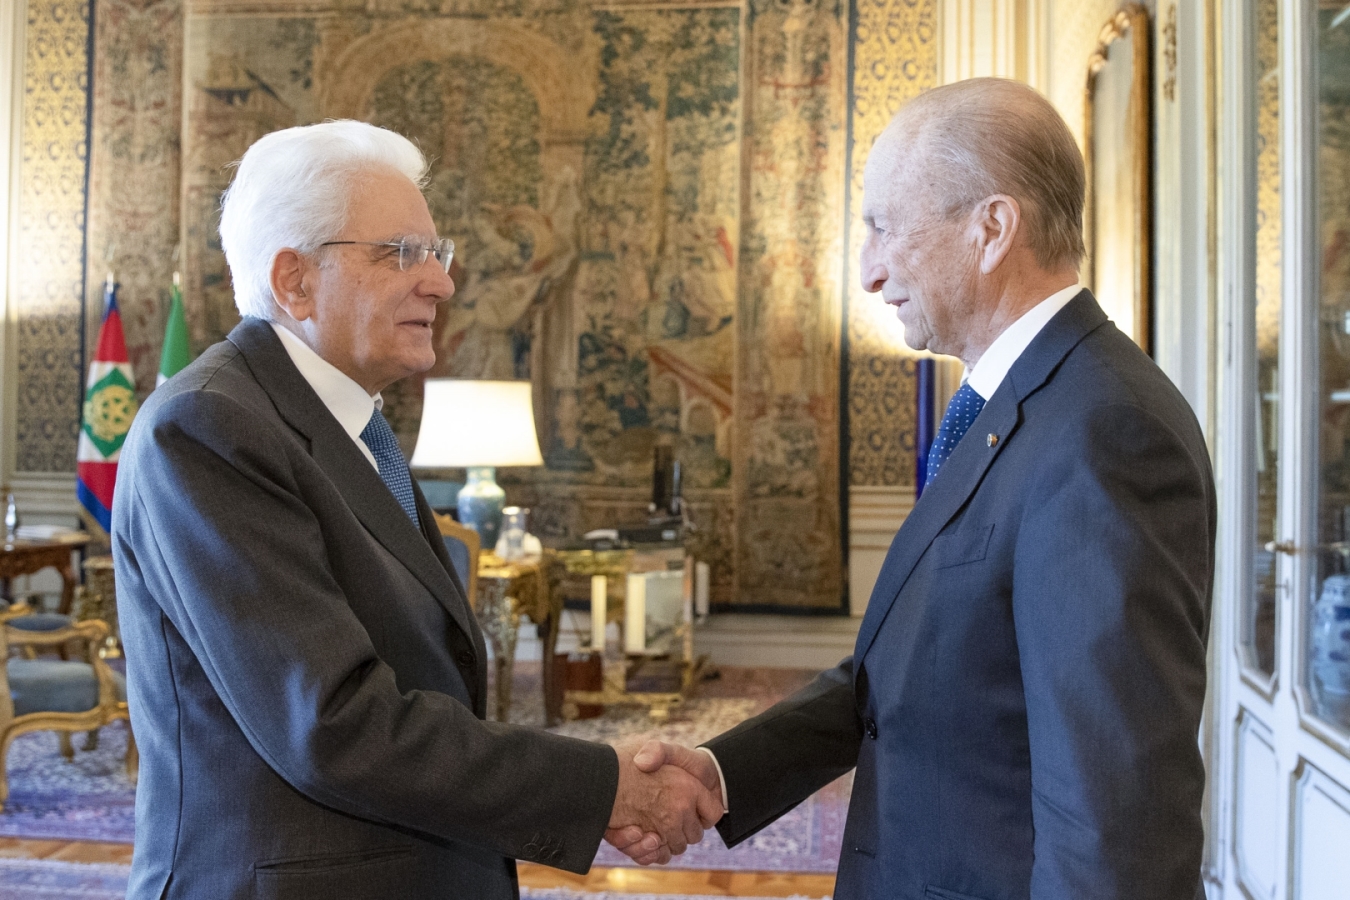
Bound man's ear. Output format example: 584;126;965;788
270;249;314;322
973;194;1021;274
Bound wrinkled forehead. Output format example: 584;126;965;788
862;124;929;211
344;166;436;236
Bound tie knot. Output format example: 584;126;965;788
360;408;401;463
360;409;420;526
922;383;986;491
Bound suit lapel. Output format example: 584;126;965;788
853;291;1111;666
226;319;479;644
415;482;489;714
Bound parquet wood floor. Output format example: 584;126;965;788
0;838;835;897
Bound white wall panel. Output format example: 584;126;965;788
1236;709;1279;899
1292;762;1350;900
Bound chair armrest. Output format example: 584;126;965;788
4;618;108;651
0;602;36;623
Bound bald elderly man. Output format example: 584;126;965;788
620;78;1215;900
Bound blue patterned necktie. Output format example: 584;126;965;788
923;383;987;489
359;408;420;527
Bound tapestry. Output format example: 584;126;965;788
728;0;847;608
181;0;758;604
14;0;939;609
82;0;184;409
13;0;91;473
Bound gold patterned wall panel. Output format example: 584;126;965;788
14;0;92;473
83;0;184;405
845;0;936;487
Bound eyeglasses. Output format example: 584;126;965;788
319;237;455;274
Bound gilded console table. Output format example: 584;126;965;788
475;551;564;726
0;533;91;614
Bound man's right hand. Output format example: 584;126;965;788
604;739;725;865
606;738;724;864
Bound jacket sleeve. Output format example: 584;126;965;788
1013;399;1214;899
115;388;617;873
704;659;862;847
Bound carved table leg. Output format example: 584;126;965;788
57;557;78;615
495;604;519;722
477;579;520;722
540;609;561;727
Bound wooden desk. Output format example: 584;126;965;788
475;551;564;726
0;534;91;614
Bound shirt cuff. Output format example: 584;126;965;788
696;746;730;814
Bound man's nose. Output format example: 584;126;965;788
420;262;455;302
859;242;886;293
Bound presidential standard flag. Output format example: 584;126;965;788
77;274;138;536
158;274;191;386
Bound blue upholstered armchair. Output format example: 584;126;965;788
0;602;135;810
435;513;480;607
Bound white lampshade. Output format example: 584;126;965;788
410;379;545;468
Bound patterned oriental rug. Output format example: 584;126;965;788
0;857;831;900
0;666;851;875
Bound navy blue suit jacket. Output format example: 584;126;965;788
706;292;1215;900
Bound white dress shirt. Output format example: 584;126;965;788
270;323;382;472
964;283;1082;401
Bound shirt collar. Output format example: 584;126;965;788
270;323;382;469
965;283;1083;401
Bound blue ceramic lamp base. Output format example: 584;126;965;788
457;466;505;553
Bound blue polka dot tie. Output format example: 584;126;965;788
360;408;421;527
923;383;987;489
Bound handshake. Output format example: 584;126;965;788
604;737;725;866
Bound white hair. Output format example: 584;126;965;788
894;78;1085;271
219;120;430;320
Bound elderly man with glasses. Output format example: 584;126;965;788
112;120;718;900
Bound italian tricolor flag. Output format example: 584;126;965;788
158;275;190;386
77;275;138;536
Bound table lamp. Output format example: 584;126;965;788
411;379;544;552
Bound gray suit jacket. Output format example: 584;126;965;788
706;292;1215;900
113;318;617;900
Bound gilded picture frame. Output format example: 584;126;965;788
1084;4;1153;354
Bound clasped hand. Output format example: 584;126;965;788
605;738;724;865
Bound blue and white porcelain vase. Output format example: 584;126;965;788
457;466;505;554
1312;573;1350;722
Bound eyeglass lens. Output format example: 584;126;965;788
399;238;455;274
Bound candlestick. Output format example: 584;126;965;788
590;575;606;652
695;561;710;621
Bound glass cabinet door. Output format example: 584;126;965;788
1312;7;1350;733
1249;0;1282;681
1218;5;1350;898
